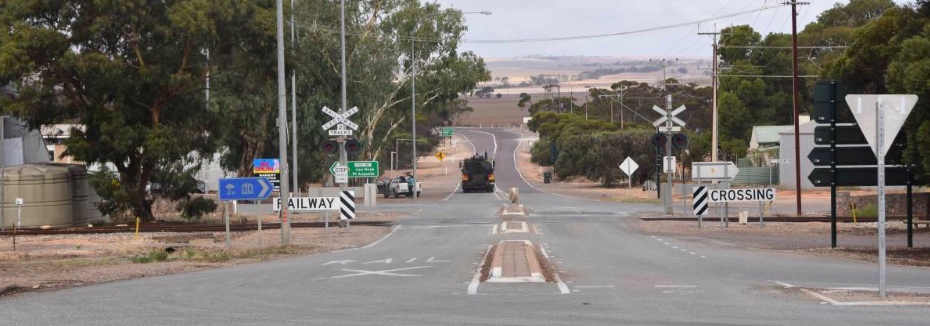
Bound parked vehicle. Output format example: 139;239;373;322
460;152;495;193
385;175;421;198
375;178;388;194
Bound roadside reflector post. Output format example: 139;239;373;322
135;217;140;239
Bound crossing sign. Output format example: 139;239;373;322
322;106;359;136
652;105;686;128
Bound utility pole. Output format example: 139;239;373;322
275;0;291;245
290;0;299;196
788;1;809;217
698;24;722;162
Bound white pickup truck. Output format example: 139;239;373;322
385;176;421;198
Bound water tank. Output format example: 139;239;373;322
0;164;73;227
39;163;103;225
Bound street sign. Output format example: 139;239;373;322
657;126;681;132
218;177;274;201
651;105;686;127
329;161;380;178
435;151;445;161
332;165;348;183
321;106;359;132
663;156;677;173
706;188;776;203
846;94;917;157
808;167;910;187
441;127;453;137
328;124;353;136
768;158;791;164
273;196;339;212
813;125;866;145
813;82;854;123
619;157;639;176
691;162;739;180
807;146;903;166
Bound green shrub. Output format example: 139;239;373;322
130;248;170;263
178;197;218;221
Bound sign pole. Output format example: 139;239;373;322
665;95;673;215
876;100;887;298
723;164;729;228
697;166;702;228
224;201;231;248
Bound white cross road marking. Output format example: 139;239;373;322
323;260;356;266
328;266;434;279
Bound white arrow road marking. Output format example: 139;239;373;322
323;260;356;266
327;266;434;279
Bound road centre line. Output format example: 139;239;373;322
655;285;698;288
332;225;401;253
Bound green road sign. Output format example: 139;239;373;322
441;127;453;137
330;161;380;178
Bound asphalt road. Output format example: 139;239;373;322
3;128;930;325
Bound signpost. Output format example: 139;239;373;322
691;162;739;180
651;97;686;215
329;161;380;178
847;93;917;298
218;177;274;248
619;157;638;189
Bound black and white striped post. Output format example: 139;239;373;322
693;186;708;228
340;191;355;221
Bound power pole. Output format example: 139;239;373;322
290;0;299;197
275;0;291;245
698;24;722;162
788;1;809;217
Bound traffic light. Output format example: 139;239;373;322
671;133;688;151
321;140;338;155
345;139;361;154
651;133;667;149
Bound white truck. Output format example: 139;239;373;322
385;176;421;198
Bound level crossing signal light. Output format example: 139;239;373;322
321;140;338;155
345;139;361;154
651;133;667;151
671;133;688;151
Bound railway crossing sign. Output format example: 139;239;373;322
273;191;355;220
322;106;359;136
652;105;686;132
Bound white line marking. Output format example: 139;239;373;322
801;288;840;305
700;256;706;258
537;243;570;294
471;130;498;157
573;285;615;289
769;281;795;289
406;258;417;263
468;245;493;295
492;224;498;234
323;260;355;266
363;258;392;264
329;266;433;279
672;246;678;249
334;225;402;253
689;252;696;255
426;257;449;263
655;285;698;288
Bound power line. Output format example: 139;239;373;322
462;3;789;44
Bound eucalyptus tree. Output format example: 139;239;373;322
0;0;275;221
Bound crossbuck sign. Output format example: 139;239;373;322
652;105;686;133
322;106;359;136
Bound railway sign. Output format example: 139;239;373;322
808;167;910;187
218;177;274;201
321;106;359;136
692;186;708;216
651;105;686;128
706;188;776;203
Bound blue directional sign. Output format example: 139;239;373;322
218;177;274;201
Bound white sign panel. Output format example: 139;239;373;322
846;94;917;157
333;166;348;183
273;197;341;212
707;188;776;203
619;157;639;176
692;162;739;180
663;156;676;173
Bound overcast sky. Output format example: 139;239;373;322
433;0;913;58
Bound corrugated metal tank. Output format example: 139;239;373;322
39;163;103;225
0;164;73;227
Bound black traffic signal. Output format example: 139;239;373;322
671;133;688;151
651;133;667;148
321;140;338;155
345;139;361;154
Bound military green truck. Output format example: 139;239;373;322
460;152;495;193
